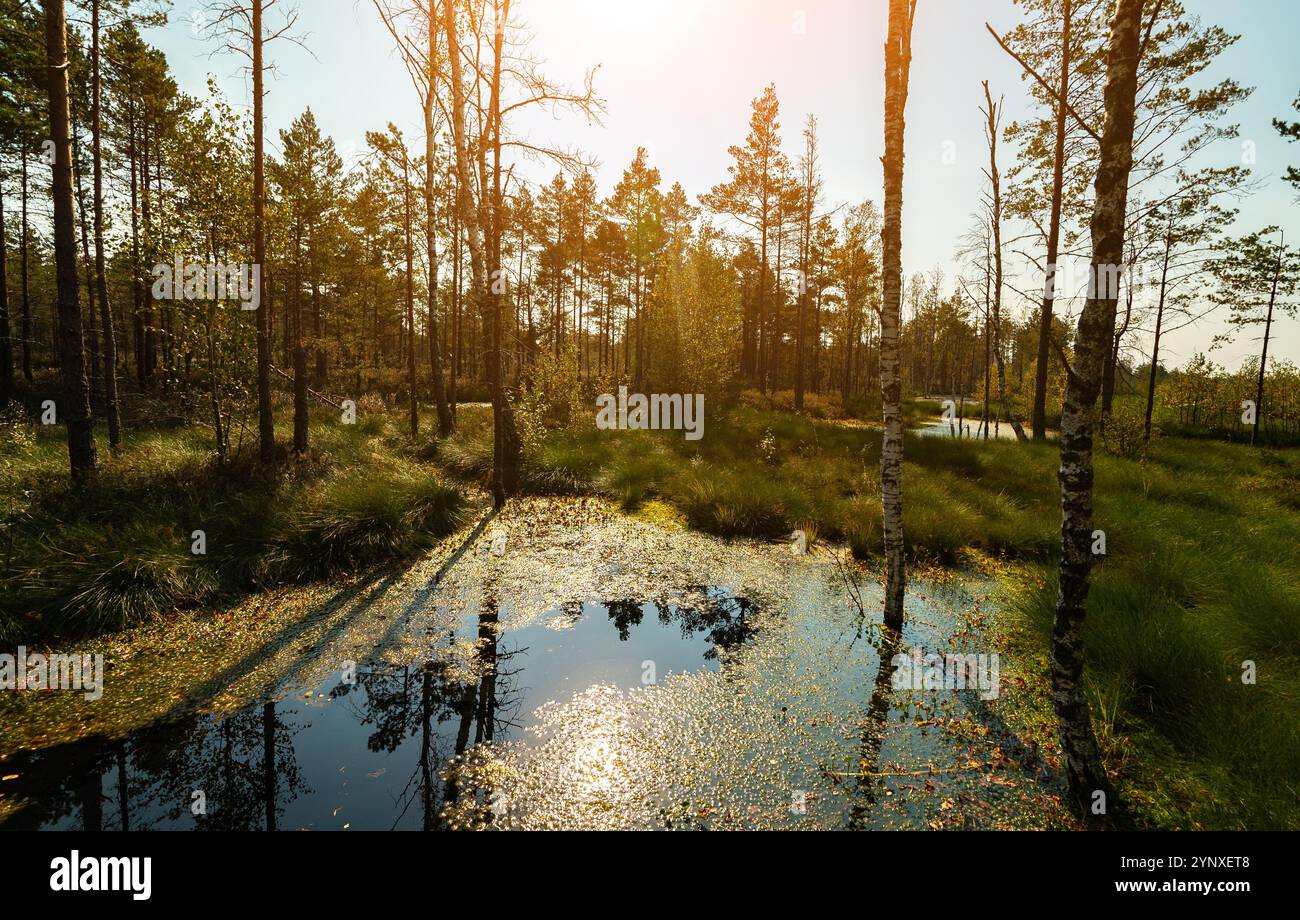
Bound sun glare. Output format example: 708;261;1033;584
561;0;700;42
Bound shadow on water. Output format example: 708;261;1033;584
0;584;759;831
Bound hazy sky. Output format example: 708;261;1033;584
151;0;1300;369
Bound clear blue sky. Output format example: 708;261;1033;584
150;0;1300;369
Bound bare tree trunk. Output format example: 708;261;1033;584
1033;0;1072;442
983;82;1028;442
879;0;915;633
1143;232;1171;442
44;0;98;484
140;122;156;387
450;204;460;415
1252;236;1282;447
207;303;227;464
757;210;767;394
1053;0;1145;825
982;294;991;438
443;0;497;502
770;208;784;393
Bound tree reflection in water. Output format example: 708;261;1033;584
848;633;900;830
0;584;759;831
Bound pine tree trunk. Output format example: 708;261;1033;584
425;14;453;437
20;148;32;383
294;230;310;453
254;0;275;464
879;0;914;632
140;123;156;387
404;160;418;441
0;187;12;405
488;0;521;499
44;0;98;484
91;0;121;448
73;99;101;404
1053;0;1146;825
128;99;143;387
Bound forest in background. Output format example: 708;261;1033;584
1;0;1298;475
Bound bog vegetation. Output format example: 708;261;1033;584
1;0;1297;829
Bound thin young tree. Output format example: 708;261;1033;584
204;0;303;464
981;81;1028;441
879;0;916;632
992;0;1104;441
794;114;822;412
1210;228;1300;446
1139;171;1244;441
252;0;273;461
1053;0;1146;824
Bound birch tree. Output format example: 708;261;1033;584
1052;0;1146;824
879;0;916;632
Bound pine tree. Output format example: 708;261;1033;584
43;0;98;483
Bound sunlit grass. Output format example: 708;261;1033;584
0;406;468;642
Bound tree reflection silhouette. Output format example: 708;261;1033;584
848;633;900;830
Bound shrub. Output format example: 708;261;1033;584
1101;402;1155;460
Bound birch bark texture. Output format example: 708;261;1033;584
1052;0;1147;824
879;0;916;632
